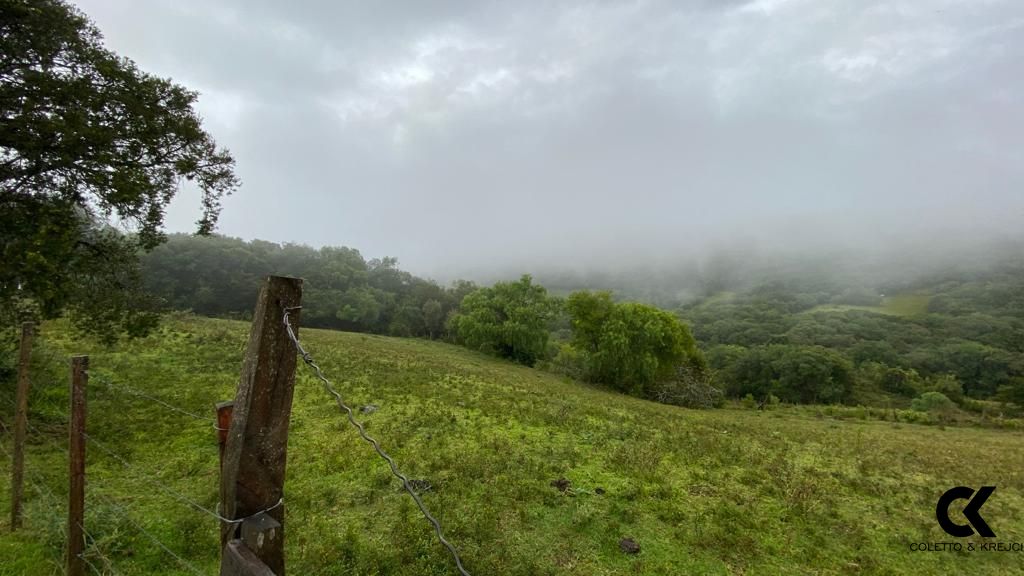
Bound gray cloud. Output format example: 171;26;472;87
74;0;1024;279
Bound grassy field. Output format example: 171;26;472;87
1;314;1022;575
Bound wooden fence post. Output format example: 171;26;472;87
219;276;302;576
10;321;33;530
68;355;88;576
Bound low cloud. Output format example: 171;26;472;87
75;0;1024;279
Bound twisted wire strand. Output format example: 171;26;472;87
0;423;56;500
282;306;472;576
1;387;68;423
25;419;70;457
5;348;191;575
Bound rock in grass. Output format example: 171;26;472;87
550;477;571;492
619;537;640;554
360;404;379;414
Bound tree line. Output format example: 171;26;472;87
139;234;1024;412
141;234;475;338
682;272;1024;411
141;238;715;407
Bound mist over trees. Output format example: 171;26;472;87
137;234;1024;411
141;234;473;338
685;258;1024;409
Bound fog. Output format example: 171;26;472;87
74;0;1024;281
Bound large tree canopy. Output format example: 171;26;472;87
449;275;558;366
1;0;238;338
566;290;707;397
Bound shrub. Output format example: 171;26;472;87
921;373;964;404
542;343;585;380
911;392;955;414
741;394;757;409
650;365;724;409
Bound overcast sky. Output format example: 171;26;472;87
74;0;1023;278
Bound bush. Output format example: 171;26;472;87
541;343;585;380
741;393;757;409
921;373;964;404
911;392;955;414
649;365;724;409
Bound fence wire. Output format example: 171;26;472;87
282;305;473;576
84;431;283;526
88;491;207;576
79;520;121;576
3;340;272;576
26;342;217;430
85;370;217;427
8;323;474;574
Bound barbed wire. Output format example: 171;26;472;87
282;305;472;576
20;418;72;467
88;491;207;576
80;554;104;576
5;368;218;432
4;424;122;576
84;432;282;526
78;520;121;576
0;431;62;520
31;342;73;369
0;388;68;425
22;338;221;430
1;395;194;576
85;370;218;428
8;323;471;574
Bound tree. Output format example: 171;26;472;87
566;291;707;398
1;0;238;338
422;299;444;339
770;345;853;404
879;366;922;397
997;378;1024;409
911;391;955;415
449;275;557;366
717;344;853;405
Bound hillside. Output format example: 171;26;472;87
1;315;1023;575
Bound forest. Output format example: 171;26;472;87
138;234;1024;414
